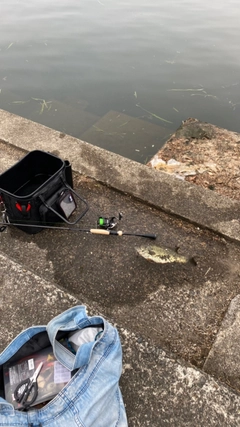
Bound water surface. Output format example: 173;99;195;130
1;0;240;162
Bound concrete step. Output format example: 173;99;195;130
1;132;240;395
0;141;25;174
203;293;240;391
1;158;240;379
1;112;240;425
0;251;239;427
81;110;173;162
1;108;240;246
0;89;99;138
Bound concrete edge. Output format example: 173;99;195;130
1;250;240;426
0;108;240;243
203;293;240;390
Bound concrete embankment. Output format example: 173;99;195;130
0;109;240;426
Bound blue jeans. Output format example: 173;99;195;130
0;306;128;426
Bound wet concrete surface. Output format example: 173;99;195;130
1;173;240;371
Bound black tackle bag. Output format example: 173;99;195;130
0;150;88;234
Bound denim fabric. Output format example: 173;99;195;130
0;306;128;427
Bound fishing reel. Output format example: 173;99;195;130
97;213;123;230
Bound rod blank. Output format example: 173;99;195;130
0;222;157;239
90;229;157;239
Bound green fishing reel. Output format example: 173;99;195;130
97;213;123;230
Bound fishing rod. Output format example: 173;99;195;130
0;221;157;239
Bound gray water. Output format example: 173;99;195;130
1;0;240;162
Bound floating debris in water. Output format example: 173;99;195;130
191;93;218;99
136;104;172;124
12;100;30;104
6;42;14;50
32;98;52;114
118;121;129;128
168;88;204;92
136;244;193;264
134;91;138;99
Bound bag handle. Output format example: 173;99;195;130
47;306;104;371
